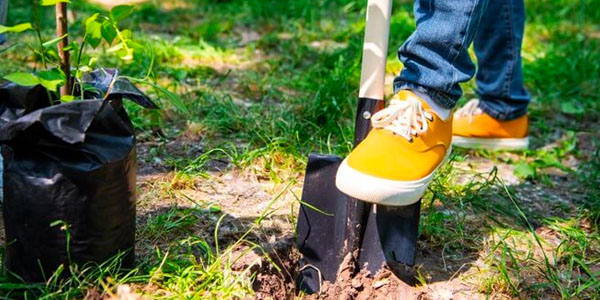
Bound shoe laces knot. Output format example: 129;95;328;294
455;99;484;124
371;97;434;142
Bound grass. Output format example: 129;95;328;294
1;0;599;299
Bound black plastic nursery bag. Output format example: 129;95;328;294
0;69;157;282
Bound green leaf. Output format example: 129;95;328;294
0;23;33;34
107;43;124;53
85;15;103;48
85;13;99;26
117;47;134;61
81;83;101;95
64;41;78;52
127;78;188;114
40;0;70;5
88;57;98;67
120;29;133;40
127;39;144;51
560;102;584;115
37;68;66;92
540;153;573;172
155;85;187;114
111;5;134;22
42;34;68;48
50;220;62;227
540;154;560;166
45;49;60;62
4;72;40;86
101;20;117;44
60;95;75;102
514;161;536;179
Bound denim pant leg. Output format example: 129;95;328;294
474;0;530;121
394;0;489;109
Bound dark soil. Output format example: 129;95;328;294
310;267;417;300
251;238;298;300
250;243;420;300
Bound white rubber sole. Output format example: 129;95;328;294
452;136;529;151
335;148;452;206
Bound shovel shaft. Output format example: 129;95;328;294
343;0;393;272
358;0;392;101
355;0;392;145
354;98;384;146
346;98;384;256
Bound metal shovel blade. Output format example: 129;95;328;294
296;153;349;294
358;202;421;283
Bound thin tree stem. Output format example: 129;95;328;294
56;2;71;97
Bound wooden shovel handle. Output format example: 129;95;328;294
354;0;392;145
358;0;392;101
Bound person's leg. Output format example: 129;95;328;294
394;0;489;113
473;0;530;120
0;0;7;45
450;0;530;151
337;0;491;205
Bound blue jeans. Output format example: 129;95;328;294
394;0;530;121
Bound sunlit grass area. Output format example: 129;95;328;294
0;0;599;299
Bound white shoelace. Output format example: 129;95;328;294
371;97;434;142
455;99;484;123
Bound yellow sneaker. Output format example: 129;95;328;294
452;99;529;150
335;90;453;206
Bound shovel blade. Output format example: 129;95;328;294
358;201;421;283
296;153;349;293
296;153;422;292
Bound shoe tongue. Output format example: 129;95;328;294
394;90;431;109
388;91;430;133
394;90;453;121
456;99;484;118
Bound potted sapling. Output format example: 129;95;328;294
0;1;158;282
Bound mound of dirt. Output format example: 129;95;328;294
249;238;298;300
251;244;420;300
308;267;417;300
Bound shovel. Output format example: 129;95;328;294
295;0;421;293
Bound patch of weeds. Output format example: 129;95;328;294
144;236;255;299
514;132;579;183
420;157;491;252
426;155;600;298
140;207;205;243
488;178;600;298
0;232;143;299
138;183;293;299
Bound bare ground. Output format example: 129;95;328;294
0;125;594;299
0;127;591;300
129;130;598;299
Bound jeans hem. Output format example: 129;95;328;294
477;98;528;121
394;81;457;109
